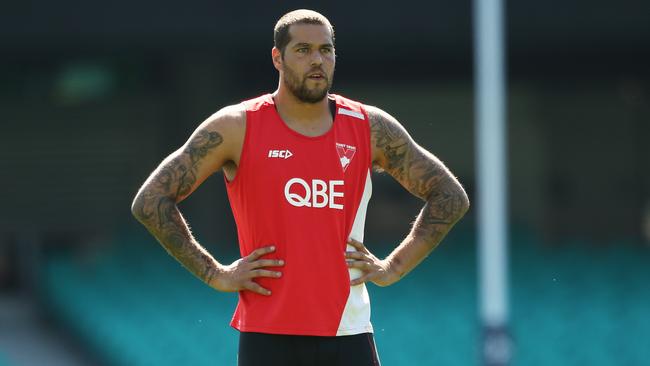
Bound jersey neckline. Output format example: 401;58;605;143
266;94;338;141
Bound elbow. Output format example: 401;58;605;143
448;184;470;223
131;189;176;225
131;194;143;221
423;181;470;224
131;190;151;223
457;188;470;218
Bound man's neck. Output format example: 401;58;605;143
272;87;331;125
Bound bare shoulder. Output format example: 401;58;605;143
186;103;246;161
365;104;403;130
199;103;246;138
365;105;466;203
365;105;415;175
150;103;246;202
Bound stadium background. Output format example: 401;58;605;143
1;0;649;365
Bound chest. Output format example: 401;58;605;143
237;115;368;211
249;121;363;180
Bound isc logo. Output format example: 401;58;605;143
284;178;344;210
268;149;293;159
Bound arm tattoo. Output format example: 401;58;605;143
368;107;469;249
179;130;223;198
132;129;224;285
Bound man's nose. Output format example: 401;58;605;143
310;51;323;66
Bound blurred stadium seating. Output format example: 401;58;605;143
40;231;650;366
2;2;649;366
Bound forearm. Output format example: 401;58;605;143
132;193;222;287
386;184;469;279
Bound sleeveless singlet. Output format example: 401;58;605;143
225;93;373;336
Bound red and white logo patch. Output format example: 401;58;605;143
336;142;356;172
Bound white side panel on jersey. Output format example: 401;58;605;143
337;170;374;336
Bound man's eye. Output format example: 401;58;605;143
321;48;332;54
297;48;309;54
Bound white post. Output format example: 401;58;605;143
474;0;511;364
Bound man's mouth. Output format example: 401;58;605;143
307;73;325;80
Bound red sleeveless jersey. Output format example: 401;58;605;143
225;93;373;336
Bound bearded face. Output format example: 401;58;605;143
282;62;333;103
276;23;336;104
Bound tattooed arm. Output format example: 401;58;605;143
346;106;469;286
131;105;283;296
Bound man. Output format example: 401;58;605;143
132;9;469;366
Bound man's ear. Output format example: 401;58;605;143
271;47;283;71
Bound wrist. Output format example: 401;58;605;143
207;262;228;290
383;257;404;285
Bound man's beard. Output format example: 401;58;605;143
282;64;333;104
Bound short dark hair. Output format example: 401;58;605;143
274;9;335;56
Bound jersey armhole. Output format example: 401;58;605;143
224;107;250;187
360;105;373;171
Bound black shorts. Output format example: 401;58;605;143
238;332;381;366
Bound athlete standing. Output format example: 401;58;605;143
132;9;469;366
